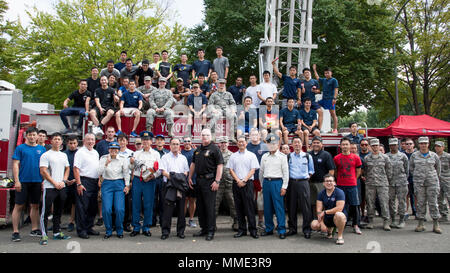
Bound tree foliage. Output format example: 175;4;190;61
0;0;21;82
186;0;265;84
388;0;449;121
12;0;186;107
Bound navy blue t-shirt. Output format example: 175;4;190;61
317;187;346;214
64;149;78;180
12;144;47;182
247;142;268;181
299;108;317;126
319;77;339;100
301;79;319;102
173;64;193;84
120;90;143;108
199;82;210;95
228;85;246;105
280;107;300;125
187;93;207;112
114;62;126;72
95;139;114;158
192;60;213;77
281;74;301;99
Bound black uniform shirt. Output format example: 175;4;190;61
308;149;335;183
192;142;224;175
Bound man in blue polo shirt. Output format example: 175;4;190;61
313;64;339;134
272;59;301;108
301;68;323;130
280;98;302;145
299;98;321;150
228;77;246;105
115;80;143;137
192;49;213;81
11;127;47;242
311;174;347;245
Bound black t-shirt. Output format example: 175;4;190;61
135;67;154;86
192;143;224;175
158;61;172;77
68;90;91;108
308;150;336;182
94;87;116;108
86;77;100;93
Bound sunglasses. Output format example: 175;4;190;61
360;144;368;146
135;143;142;145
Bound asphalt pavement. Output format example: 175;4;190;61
1;214;449;253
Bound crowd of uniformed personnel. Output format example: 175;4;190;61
8;47;449;246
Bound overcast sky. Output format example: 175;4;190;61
5;0;204;29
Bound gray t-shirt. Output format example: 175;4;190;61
100;68;121;80
120;66;139;80
213;56;229;79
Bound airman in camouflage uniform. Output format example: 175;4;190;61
137;76;158;112
410;136;442;234
146;77;175;136
215;136;238;231
386;138;409;228
364;138;393;231
435;141;450;222
207;79;237;141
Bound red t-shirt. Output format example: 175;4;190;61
333;153;362;186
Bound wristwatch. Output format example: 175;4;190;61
77;183;83;187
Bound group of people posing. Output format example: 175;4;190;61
59;47;338;147
10;121;449;246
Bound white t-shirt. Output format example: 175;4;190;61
258;82;277;102
74;146;100;179
245;85;261;108
39;150;70;189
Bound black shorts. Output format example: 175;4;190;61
93;106;117;119
301;125;320;133
323;215;336;228
285;124;299;134
15;183;42;205
186;186;197;198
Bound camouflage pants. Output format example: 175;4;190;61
388;185;408;219
215;182;237;221
209;111;236;136
414;184;441;220
366;185;390;220
146;108;174;129
438;179;450;216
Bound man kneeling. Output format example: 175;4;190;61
311;174;346;245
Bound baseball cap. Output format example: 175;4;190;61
144;76;152;81
388;138;398;145
418;137;429;144
176;78;183;82
159;77;167;82
108;142;120;149
218;79;227;84
370;138;380;146
435;141;444;147
217;136;229;143
140;131;154;140
155;134;165;139
312;136;322;142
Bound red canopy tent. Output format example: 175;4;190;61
368;115;450;137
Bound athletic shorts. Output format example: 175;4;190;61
15;182;42;205
120;107;140;116
301;125;320;133
93;106;117;119
300;101;321;111
323;215;336;228
319;99;336;110
285;124;299;134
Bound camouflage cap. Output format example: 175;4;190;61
144;76;152;81
159;77;167;82
388;138;398;145
435;141;444;147
369;138;380;146
217;136;229;143
418;136;429;144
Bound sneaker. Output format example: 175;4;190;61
258;221;265;229
353;226;362;235
39;235;48;245
61;128;72;134
11;232;21;242
130;131;139;137
188;219;197;228
95;218;103;226
53;232;71;240
67;223;75;232
115;130;123;136
94;126;104;137
30;229;42;237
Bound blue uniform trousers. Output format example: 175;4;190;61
263;178;286;234
131;176;156;232
102;179;126;236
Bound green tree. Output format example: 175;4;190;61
186;0;265;84
0;0;21;82
12;0;186;107
389;0;449;120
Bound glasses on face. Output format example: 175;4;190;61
184;140;191;143
406;143;413;145
135;143;142;145
360;144;368;146
193;87;199;89
171;143;180;145
324;180;334;184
